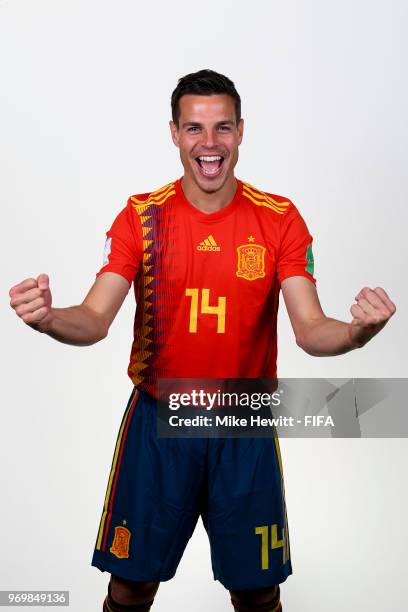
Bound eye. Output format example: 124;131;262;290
187;126;200;133
218;125;231;132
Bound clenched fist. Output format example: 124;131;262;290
349;286;396;348
9;273;53;331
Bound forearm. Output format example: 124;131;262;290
36;304;108;346
296;316;360;357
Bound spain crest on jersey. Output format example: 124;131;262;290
110;526;131;559
236;242;266;281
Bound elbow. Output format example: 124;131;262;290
295;326;309;352
295;333;305;350
85;327;108;346
80;328;108;347
294;321;324;356
294;312;330;356
81;304;110;344
97;321;109;343
82;318;109;346
295;335;314;355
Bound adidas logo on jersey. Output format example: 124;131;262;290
197;235;221;252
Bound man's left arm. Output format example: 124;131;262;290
281;277;396;356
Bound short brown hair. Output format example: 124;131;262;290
171;69;241;127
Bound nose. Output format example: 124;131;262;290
201;128;218;149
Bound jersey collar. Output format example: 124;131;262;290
175;176;243;222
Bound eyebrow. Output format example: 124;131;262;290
181;120;235;128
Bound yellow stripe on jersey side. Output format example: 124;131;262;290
243;182;290;209
130;181;176;207
242;183;291;214
95;389;139;550
274;433;291;564
274;434;283;477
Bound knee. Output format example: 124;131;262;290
229;584;281;612
108;575;160;608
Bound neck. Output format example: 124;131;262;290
181;174;238;214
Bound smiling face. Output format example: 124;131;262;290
169;94;244;194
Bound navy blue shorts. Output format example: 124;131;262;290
91;387;292;590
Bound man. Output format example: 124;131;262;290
9;69;396;612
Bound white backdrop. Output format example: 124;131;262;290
1;1;407;611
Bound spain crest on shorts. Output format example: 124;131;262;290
236;241;266;281
110;525;131;559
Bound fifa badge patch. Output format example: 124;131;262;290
110;525;131;559
305;244;314;275
236;237;266;281
103;237;112;266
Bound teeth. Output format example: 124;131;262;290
198;155;222;162
202;166;219;175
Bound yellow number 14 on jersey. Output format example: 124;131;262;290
185;288;226;333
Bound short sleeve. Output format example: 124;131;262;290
96;200;143;284
277;202;316;284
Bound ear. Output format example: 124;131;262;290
237;118;244;146
169;120;180;147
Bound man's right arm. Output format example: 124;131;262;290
9;272;131;347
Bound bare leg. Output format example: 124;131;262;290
103;575;160;610
229;584;282;612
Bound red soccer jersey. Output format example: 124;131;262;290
96;178;316;397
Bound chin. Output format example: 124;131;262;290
196;178;225;193
192;167;232;193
